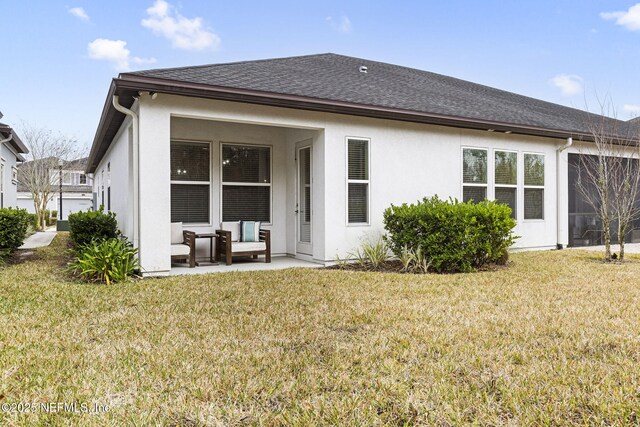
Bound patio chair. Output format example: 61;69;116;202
216;221;271;265
170;222;196;268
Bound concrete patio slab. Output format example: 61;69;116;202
19;230;57;249
169;256;323;276
569;243;640;254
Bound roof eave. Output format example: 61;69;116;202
87;74;595;173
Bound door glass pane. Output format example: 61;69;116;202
299;147;311;243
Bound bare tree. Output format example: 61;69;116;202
18;123;84;231
576;102;640;262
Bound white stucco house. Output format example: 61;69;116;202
86;53;639;276
17;157;94;219
0;116;28;208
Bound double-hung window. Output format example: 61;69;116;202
524;153;545;220
462;148;487;202
347;138;369;224
221;144;271;222
494;150;517;218
170;141;211;223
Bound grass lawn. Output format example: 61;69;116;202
2;235;640;426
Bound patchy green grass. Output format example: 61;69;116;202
2;234;640;425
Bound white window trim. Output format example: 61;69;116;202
346;136;371;226
461;146;489;201
170;139;213;226
219;142;273;225
494;149;518;218
523;151;545;222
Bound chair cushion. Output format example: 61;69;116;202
171;244;191;256
231;241;267;252
221;221;240;242
171;222;183;244
240;221;261;242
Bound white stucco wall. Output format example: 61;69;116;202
17;193;93;217
99;93;569;274
1;142;19;208
92;114;134;242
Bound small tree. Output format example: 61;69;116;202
576;102;640;262
18;123;84;231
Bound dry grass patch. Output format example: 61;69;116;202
1;235;640;425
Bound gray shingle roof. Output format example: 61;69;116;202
127;53;631;137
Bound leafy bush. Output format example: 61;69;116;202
69;238;139;284
0;207;31;252
27;213;38;230
384;196;517;273
68;208;119;247
51;210;58;218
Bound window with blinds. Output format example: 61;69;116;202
495;150;517;218
462;148;487;203
170;141;210;223
347;138;369;224
524;153;544;219
222;144;271;222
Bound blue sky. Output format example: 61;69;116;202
3;0;640;152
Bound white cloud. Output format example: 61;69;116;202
141;0;220;50
87;39;156;71
623;104;640;114
326;15;353;34
550;74;584;96
601;4;640;31
68;6;89;21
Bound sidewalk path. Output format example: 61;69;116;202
19;230;57;249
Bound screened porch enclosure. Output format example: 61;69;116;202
568;153;640;247
168;116;321;259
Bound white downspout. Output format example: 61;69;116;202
112;96;140;251
0;132;12;144
556;137;573;249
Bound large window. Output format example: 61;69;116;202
462;148;487;203
524;153;544;220
494;150;517;218
221;144;271;222
347;138;369;224
170;141;210;223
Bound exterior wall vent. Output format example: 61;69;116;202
359;65;368;73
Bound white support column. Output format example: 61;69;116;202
556;139;572;248
138;94;172;275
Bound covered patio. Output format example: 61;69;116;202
169;255;323;275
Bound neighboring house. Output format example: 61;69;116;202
0;116;29;208
87;53;639;276
17;157;94;219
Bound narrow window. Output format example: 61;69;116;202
79;174;87;185
107;187;111;211
221;144;271;222
170;141;211;223
462;148;487;202
347;138;369;224
494;150;517;218
524;153;545;220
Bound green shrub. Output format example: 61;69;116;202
383;196;517;273
68;238;139;284
27;213;38;230
51;210;58;218
0;207;31;252
68;208;119;247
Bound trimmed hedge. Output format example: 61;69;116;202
0;208;31;251
383;196;517;273
68;208;119;248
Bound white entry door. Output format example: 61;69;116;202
296;142;313;255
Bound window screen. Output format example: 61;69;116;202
170;141;211;223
